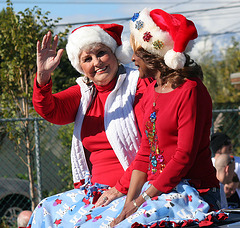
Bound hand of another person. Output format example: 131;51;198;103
36;31;64;86
95;187;124;207
110;200;138;227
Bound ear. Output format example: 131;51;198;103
225;165;229;174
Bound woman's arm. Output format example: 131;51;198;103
33;78;81;125
33;31;81;124
110;170;148;227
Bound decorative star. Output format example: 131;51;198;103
188;195;193;202
135;20;144;30
54;219;62;226
143;31;152;42
153;40;164;50
55;199;62;205
131;12;139;22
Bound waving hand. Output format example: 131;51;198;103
37;31;64;86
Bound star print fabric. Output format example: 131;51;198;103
74;181;224;228
27;179;110;228
27;180;226;227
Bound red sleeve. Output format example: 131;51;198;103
32;76;81;125
114;77;153;194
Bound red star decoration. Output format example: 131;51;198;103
83;197;90;205
94;215;102;220
86;214;92;221
188;195;192;202
54;219;62;226
55;199;62;205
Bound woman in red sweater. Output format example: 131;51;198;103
28;24;152;227
108;8;222;227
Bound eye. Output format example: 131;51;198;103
83;56;92;62
97;50;106;58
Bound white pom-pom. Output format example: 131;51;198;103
164;49;186;69
115;40;133;64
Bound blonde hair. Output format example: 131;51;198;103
130;34;141;53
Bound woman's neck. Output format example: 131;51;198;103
155;73;173;93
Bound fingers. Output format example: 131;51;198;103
46;31;52;49
41;33;48;50
95;195;109;207
52;35;59;51
37;40;41;53
55;49;64;62
110;213;125;227
39;31;59;51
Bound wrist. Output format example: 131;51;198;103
141;191;151;201
37;72;51;86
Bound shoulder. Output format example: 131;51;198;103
181;78;209;97
181;78;198;90
183;77;207;91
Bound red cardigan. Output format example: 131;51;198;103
133;78;219;193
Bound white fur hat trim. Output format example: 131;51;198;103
164;49;186;70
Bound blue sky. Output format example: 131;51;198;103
1;0;240;59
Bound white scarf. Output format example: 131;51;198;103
71;66;141;183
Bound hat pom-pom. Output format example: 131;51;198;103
115;40;133;64
164;49;186;70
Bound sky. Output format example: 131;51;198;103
1;0;240;59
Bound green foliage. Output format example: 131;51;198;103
198;37;240;104
197;38;240;156
56;123;74;191
0;0;73;204
52;39;80;93
0;0;70;119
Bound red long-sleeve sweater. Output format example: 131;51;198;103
133;78;219;193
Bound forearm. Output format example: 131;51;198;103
125;170;147;204
33;77;81;124
135;184;162;207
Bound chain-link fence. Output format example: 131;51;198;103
0;118;73;227
0;105;239;227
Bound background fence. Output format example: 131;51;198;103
0;105;239;227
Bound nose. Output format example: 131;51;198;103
93;56;102;67
132;53;136;62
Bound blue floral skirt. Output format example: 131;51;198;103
27;181;227;228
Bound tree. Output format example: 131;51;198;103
198;38;240;104
0;0;70;210
197;38;240;156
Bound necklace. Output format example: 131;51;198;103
153;82;168;107
153;93;160;107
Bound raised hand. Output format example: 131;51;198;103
36;31;64;86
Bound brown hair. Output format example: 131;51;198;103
135;47;203;88
232;172;240;183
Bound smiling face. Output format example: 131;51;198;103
79;43;118;86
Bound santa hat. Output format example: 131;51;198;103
130;8;198;69
66;23;132;73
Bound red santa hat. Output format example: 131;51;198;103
66;23;132;73
130;8;198;69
